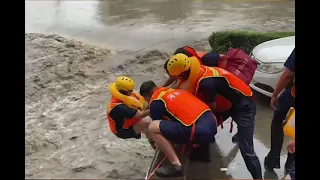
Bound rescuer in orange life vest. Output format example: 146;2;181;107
139;81;218;177
163;46;228;87
106;76;155;149
164;53;262;179
162;47;236;141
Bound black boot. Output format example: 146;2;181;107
284;153;295;172
264;156;280;170
134;133;142;139
232;133;238;143
189;143;212;162
155;164;185;177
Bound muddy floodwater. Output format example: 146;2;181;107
25;0;295;179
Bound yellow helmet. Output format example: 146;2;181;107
115;76;135;91
166;53;191;76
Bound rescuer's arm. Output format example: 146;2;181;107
163;77;176;87
163;59;174;87
287;139;295;154
272;49;295;98
197;78;218;112
272;68;295;97
149;100;166;120
133;109;150;119
271;49;295;110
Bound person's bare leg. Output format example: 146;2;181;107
133;117;152;139
148;120;181;166
133;117;156;149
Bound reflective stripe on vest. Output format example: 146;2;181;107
150;87;210;126
106;96;141;134
195;66;253;97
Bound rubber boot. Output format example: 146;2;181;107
134;133;141;139
156;164;185;177
189;143;212;162
232;133;238;143
264;156;280;170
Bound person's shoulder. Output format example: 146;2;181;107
150;100;166;120
150;100;165;108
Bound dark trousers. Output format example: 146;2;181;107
288;160;295;180
265;88;295;169
233;99;262;179
219;97;262;179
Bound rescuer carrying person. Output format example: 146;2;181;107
164;53;262;179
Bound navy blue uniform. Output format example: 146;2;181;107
265;48;295;170
109;104;141;139
197;77;262;179
288;160;295;180
149;100;217;145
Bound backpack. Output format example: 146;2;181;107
177;46;258;85
224;48;258;85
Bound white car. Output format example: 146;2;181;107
249;36;295;97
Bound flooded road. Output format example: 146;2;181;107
25;0;294;179
26;0;295;51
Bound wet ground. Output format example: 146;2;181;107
25;0;295;179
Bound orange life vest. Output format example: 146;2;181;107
178;65;253;112
197;52;207;59
106;93;141;134
182;46;208;64
183;46;203;61
195;66;253;96
150;87;211;126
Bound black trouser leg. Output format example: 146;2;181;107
235;102;262;179
265;88;295;169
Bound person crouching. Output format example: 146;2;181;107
139;81;218;177
106;76;155;149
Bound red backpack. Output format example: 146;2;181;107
181;46;257;85
225;48;258;85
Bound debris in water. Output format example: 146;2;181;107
220;168;228;171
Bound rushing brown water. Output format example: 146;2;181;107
26;0;294;51
25;0;295;179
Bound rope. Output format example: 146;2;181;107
145;156;167;180
145;123;195;179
